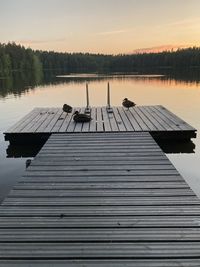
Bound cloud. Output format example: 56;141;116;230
131;44;190;54
17;38;66;45
96;29;130;36
163;17;200;28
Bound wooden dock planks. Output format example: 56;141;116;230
1;132;200;265
4;106;196;139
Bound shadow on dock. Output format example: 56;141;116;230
6;139;195;158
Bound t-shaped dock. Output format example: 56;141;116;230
1;106;199;266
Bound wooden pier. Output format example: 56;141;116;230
1;131;200;266
1;105;199;266
4;105;196;144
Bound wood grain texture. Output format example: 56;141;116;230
0;131;200;265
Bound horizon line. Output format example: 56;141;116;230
1;41;199;55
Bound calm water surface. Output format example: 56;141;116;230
0;71;200;202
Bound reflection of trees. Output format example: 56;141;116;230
162;68;200;85
0;69;44;98
0;68;200;98
1;42;200;98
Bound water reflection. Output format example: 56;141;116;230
0;68;200;99
6;143;44;158
156;140;196;154
5;139;196;158
0;70;44;98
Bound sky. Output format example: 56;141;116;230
0;0;200;54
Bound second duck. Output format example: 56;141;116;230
73;111;92;123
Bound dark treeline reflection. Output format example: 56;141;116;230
0;68;200;98
161;68;200;85
0;70;43;98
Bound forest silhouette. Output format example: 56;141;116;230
0;42;200;76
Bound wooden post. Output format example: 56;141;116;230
86;83;89;107
106;82;113;113
85;83;91;114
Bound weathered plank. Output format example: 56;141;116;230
88;107;97;132
1;242;200;258
1;228;200;241
134;106;157;131
112;107;126;131
0;259;200;267
13;181;188;190
156;105;196;131
19;108;46;132
5;108;39;133
4;196;199;206
139;106;166;131
2;205;200;216
129;107;149;131
43;108;64;133
19;175;183;183
101;107;111;131
107;111;119;132
7;188;195;198
0;216;200;228
123;109;142;131
96;107;104;131
146;106;179;131
37;108;61;132
117;107;134;131
30;160;172;166
23;170;180;178
58;108;75;132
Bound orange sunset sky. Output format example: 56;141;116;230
0;0;200;54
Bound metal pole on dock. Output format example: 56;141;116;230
106;82;113;113
85;83;91;114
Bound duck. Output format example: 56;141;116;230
62;104;72;114
73;111;92;123
25;159;32;169
122;98;136;109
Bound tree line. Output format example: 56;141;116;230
0;42;200;76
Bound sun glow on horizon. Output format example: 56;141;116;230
0;0;200;54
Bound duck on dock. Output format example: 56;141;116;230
62;104;72;114
122;98;136;109
73;111;92;123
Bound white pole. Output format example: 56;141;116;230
107;82;113;113
107;82;110;108
86;83;89;108
85;83;90;113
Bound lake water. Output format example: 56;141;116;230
0;70;200;202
